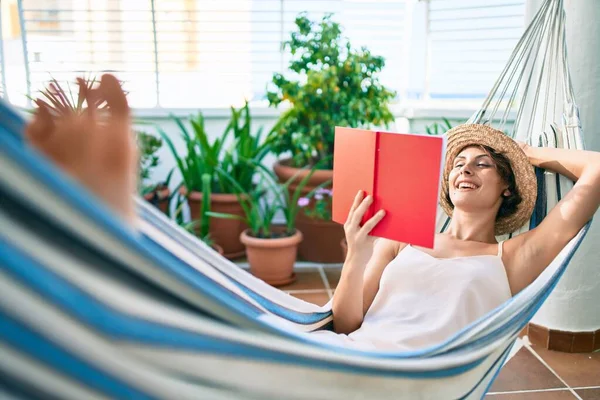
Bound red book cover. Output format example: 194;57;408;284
331;127;447;248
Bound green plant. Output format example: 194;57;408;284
425;117;453;136
266;13;396;169
222;101;272;192
137;130;163;195
159;101;268;195
159;112;233;194
208;159;331;238
171;174;214;246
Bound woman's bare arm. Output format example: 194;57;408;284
505;144;600;294
332;191;386;334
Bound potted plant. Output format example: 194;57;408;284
296;187;346;263
265;13;396;261
172;174;224;255
137;129;172;214
208;161;328;286
266;12;395;170
159;101;269;259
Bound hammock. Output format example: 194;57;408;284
0;0;591;398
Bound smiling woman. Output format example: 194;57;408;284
324;123;600;350
448;145;522;227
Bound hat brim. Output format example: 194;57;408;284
440;124;537;236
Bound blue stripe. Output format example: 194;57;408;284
0;237;485;377
477;344;515;398
0;313;154;400
0;100;26;143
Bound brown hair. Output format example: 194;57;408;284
445;144;522;220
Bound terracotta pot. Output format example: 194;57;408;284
340;238;348;260
182;187;248;260
272;158;333;197
295;217;346;263
144;186;171;215
241;228;303;287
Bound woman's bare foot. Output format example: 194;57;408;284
25;74;138;225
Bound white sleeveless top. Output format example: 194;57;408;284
310;242;512;351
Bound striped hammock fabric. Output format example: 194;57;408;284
0;0;592;398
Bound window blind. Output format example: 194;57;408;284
13;0;407;108
8;0;527;107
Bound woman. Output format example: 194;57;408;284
317;124;600;350
25;75;600;351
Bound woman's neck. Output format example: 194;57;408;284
445;209;498;243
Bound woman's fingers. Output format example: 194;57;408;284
351;193;373;227
345;190;364;223
360;209;386;235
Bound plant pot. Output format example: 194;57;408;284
340;238;348;260
144;185;171;215
273;158;333;197
241;228;303;287
182;187;248;260
295;217;346;263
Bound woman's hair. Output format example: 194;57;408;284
446;144;522;220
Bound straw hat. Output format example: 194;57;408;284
440;124;537;235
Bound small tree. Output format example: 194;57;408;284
266;13;396;169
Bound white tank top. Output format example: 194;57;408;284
310;242;512;351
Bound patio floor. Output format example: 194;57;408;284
279;266;600;400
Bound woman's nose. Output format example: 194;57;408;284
460;165;473;175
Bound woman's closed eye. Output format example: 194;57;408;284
454;162;492;169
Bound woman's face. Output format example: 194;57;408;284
448;146;508;213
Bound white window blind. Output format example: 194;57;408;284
11;0;407;108
5;0;527;108
427;0;526;98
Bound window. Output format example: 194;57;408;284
4;0;526;109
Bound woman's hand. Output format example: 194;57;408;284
343;190;386;265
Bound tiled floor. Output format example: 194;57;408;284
281;265;600;400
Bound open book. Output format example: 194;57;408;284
331;127;447;248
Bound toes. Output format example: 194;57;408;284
25;100;55;146
98;74;129;118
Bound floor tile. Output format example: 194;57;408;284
575;388;600;399
289;291;331;307
323;267;341;288
485;390;577;399
489;348;566;392
531;344;600;387
278;268;326;291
